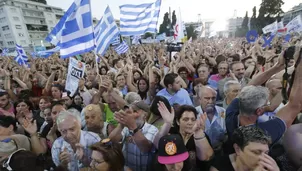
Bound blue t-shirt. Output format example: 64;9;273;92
156;88;193;106
224;98;286;154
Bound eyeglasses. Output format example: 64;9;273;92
2;148;26;171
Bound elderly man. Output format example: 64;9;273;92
195;86;226;149
109;101;158;171
218;62;250;99
222;80;241;109
52;111;101;171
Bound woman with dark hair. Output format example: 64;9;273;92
51;84;63;100
153;103;214;171
99;66;109;75
89;139;131;171
137;77;151;105
14;99;44;137
148;96;171;129
133;70;143;84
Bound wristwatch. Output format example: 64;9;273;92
129;127;140;136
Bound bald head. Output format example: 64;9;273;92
266;79;282;97
283;124;302;168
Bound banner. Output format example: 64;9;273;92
36;46;60;58
262;21;278;34
246;30;258;43
34;46;46;52
141;38;159;44
285;15;302;33
65;58;86;96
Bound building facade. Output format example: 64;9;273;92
227;17;244;38
0;0;64;52
283;3;302;25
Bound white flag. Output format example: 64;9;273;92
262;21;278;34
65;58;86;96
174;9;186;42
285;15;302;33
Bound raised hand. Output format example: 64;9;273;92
75;143;84;161
22;119;38;136
157;101;174;124
193;113;207;135
114;110;136;130
59;147;71;167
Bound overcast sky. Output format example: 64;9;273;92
47;0;298;30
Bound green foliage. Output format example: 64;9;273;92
250;6;258;31
144;32;154;39
257;0;284;32
242;11;249;29
159;12;172;35
186;25;197;40
172;10;177;26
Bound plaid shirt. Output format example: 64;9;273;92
51;131;101;171
122;123;158;171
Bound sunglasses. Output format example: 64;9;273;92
2;148;26;171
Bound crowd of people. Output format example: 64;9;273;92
0;35;302;171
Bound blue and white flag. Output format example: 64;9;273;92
45;0;95;59
119;0;161;36
37;46;60;58
115;41;129;55
132;35;141;45
14;44;28;65
1;48;8;56
94;6;120;56
111;36;121;46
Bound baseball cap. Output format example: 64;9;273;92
158;134;189;165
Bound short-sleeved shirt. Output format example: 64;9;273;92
51;131;101;171
224;98;286;154
121;123;158;171
156;88;193;106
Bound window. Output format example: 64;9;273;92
10;8;17;13
20;40;26;45
2;25;9;31
15;25;22;29
18;33;24;37
13;16;19;21
4;33;12;38
0;17;5;23
7;41;15;46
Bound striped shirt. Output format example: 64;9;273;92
122;123;158;171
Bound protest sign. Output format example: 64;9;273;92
65;58;86;96
262;21;278;34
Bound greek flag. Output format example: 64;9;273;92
37;46;60;58
14;44;28;65
94;6;120;56
45;0;95;59
119;0;161;36
111;36;121;46
1;48;8;56
115;41;129;55
132;35;141;45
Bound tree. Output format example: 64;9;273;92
159;12;171;36
186;24;197;40
257;0;284;32
242;11;249;30
250;6;258;31
144;32;154;39
172;10;177;27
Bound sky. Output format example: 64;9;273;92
47;0;299;31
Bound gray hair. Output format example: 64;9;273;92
56;110;81;126
125;92;142;105
239;85;269;115
224;80;240;94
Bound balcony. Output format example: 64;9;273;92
26;24;48;32
24;17;47;25
22;10;44;19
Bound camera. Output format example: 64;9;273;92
166;43;183;52
284;46;295;59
